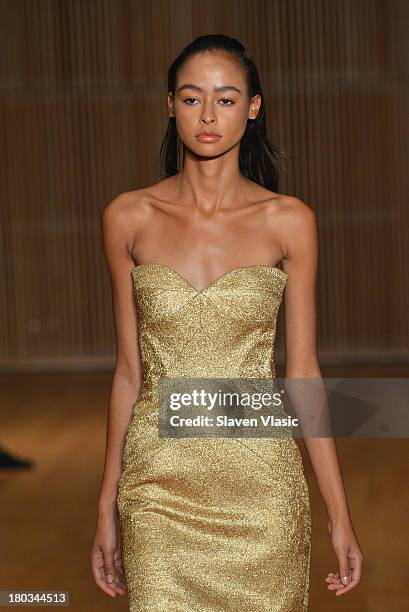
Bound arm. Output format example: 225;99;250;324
97;193;143;518
90;193;144;597
280;197;364;596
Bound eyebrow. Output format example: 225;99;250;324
176;83;242;94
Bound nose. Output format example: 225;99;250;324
200;115;216;124
200;100;216;124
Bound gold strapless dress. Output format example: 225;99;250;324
117;263;311;611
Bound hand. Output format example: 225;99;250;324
325;518;364;596
90;511;128;598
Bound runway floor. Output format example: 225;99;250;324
0;364;407;611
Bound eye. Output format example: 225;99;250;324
219;98;234;105
184;97;199;105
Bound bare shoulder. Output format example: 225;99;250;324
101;186;159;245
103;176;177;220
102;188;153;223
269;193;316;226
269;194;317;259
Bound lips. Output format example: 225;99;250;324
195;133;222;143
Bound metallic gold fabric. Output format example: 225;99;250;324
117;263;311;611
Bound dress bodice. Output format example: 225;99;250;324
131;263;288;399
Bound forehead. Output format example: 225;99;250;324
176;51;246;88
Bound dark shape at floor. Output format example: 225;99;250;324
0;447;34;469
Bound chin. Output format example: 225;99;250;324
187;143;229;159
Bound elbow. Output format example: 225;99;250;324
114;359;142;389
285;358;322;379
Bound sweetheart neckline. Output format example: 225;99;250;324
131;263;288;294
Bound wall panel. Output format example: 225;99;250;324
0;0;407;370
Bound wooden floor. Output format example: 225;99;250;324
0;365;408;611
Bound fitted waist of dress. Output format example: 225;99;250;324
135;364;279;408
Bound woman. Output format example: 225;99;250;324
90;34;364;610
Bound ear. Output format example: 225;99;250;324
167;92;175;118
248;94;261;120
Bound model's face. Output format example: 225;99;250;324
168;51;261;157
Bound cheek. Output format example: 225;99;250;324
221;105;250;128
174;107;196;134
224;110;250;138
175;117;192;141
